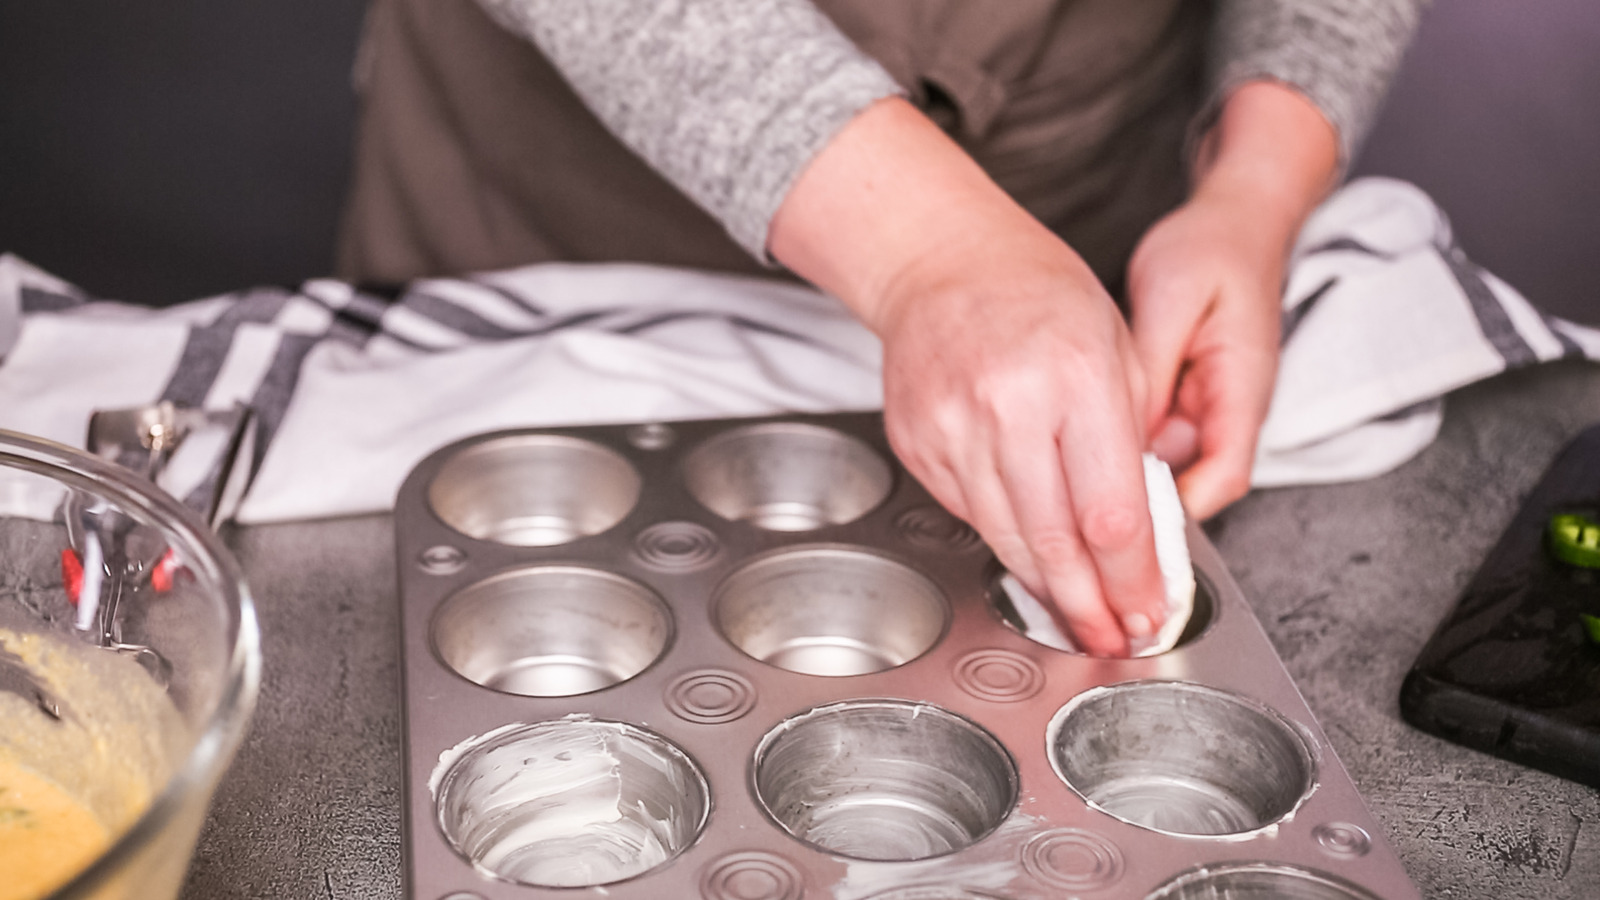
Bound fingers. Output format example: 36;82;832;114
888;401;1047;597
993;423;1128;656
1148;415;1200;471
1047;381;1168;647
888;421;972;524
1171;367;1263;519
1131;303;1194;436
951;434;1046;596
1128;238;1209;437
1175;434;1254;520
938;422;1159;658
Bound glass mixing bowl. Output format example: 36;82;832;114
0;429;260;900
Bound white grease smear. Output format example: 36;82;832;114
1043;687;1295;843
429;721;528;800
831;811;1046;900
430;716;688;887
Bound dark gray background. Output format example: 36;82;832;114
0;0;367;304
0;0;1596;326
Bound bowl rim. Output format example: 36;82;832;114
0;428;261;898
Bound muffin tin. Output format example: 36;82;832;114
393;412;1419;900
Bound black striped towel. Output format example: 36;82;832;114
0;177;1594;523
1258;177;1597;486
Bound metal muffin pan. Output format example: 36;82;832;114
394;412;1418;900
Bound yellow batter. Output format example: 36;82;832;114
0;628;187;900
0;756;111;900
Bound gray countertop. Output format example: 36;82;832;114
180;360;1600;899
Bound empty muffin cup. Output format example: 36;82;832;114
432;566;671;697
1145;863;1383;899
714;547;947;676
428;435;641;546
682;423;893;530
433;720;709;888
754;700;1017;861
1049;682;1314;837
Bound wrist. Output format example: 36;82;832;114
768;97;1079;335
1191;80;1340;240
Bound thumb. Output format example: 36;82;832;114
1129;276;1210;441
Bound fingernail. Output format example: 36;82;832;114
1123;612;1153;638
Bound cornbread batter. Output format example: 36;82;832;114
0;756;111;900
0;628;186;899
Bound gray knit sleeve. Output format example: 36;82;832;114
473;0;903;259
1208;0;1429;164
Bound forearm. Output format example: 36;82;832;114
768;97;1084;331
1191;81;1340;252
473;0;902;258
1208;0;1428;166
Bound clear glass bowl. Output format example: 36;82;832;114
0;430;260;900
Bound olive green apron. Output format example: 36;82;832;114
335;0;1209;296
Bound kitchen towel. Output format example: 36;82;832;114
1;177;1595;523
0;259;883;523
1257;177;1599;486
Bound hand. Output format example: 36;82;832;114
1128;183;1285;519
876;212;1169;657
770;99;1168;656
1130;81;1340;519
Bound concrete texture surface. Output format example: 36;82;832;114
181;360;1600;899
1209;360;1600;897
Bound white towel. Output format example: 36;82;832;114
1256;177;1600;484
0;178;1594;524
0;261;882;523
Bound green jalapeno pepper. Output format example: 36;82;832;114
1548;512;1600;570
1551;513;1600;646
